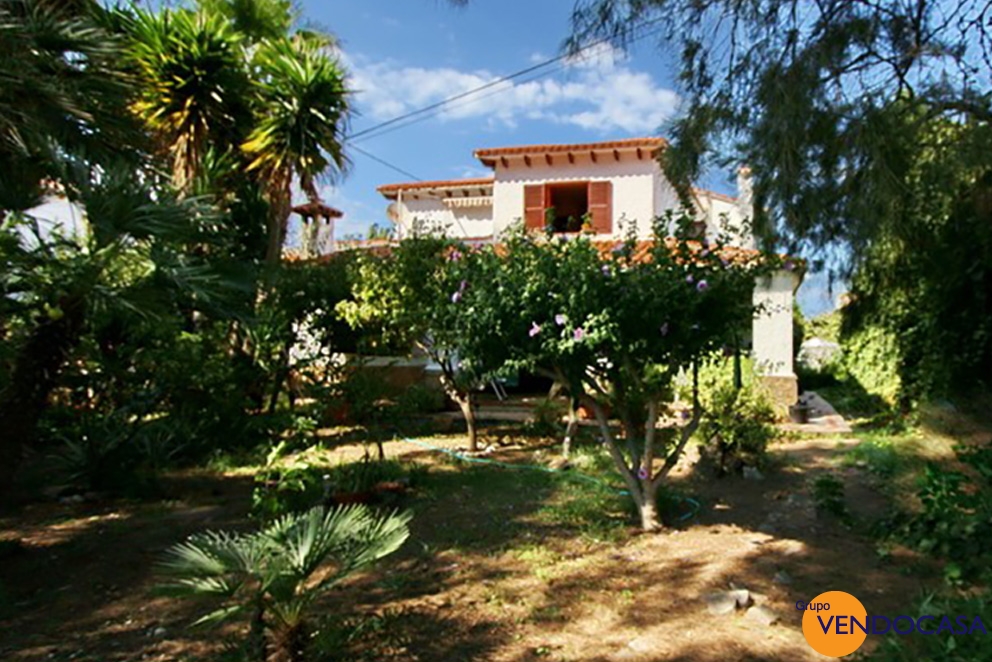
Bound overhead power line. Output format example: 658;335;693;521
345;19;664;184
350;145;423;181
345;17;663;144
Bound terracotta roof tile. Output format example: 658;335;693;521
291;201;344;218
377;177;494;197
474;137;665;162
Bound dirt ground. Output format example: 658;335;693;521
0;431;934;662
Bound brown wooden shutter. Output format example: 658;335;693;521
524;184;546;231
588;181;612;234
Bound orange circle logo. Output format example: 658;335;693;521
801;591;868;657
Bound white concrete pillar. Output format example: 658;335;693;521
752;268;801;406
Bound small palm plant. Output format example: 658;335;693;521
161;505;411;662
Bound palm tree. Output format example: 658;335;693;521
125;7;254;193
243;35;349;264
196;0;296;43
0;0;139;212
123;2;350;264
161;505;411;662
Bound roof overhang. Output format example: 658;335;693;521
377;177;494;200
291;201;343;219
474;137;666;168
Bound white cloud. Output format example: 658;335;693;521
341;45;680;136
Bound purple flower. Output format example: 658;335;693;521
601;265;611;276
721;257;730;267
555;314;567;326
660;322;670;336
784;259;796;271
459;280;468;292
700;248;710;258
573;327;586;341
696;279;709;292
637;467;649;480
529;322;542;338
449;249;463;262
611;242;624;254
680;410;691;420
685;273;694;284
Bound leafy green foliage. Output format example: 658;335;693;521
0;0;355;500
161;504;411;661
252;447;417;520
811;473;852;526
698;384;777;475
125;7;252;190
864;591;992;661
338;231;506;449
482;216;774;528
567;2;992;406
894;446;992;584
0;0;141;211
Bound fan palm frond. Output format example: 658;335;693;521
160;505;411;641
0;0;140;211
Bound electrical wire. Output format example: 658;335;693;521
345;17;664;144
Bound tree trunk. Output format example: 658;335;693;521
562;396;579;457
265;176;292;266
638;484;662;531
456;393;479;452
0;293;86;500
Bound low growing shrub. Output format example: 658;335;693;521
698;384;777;475
161;505;411;662
862;591;992;661
894;445;992;584
252;451;417;520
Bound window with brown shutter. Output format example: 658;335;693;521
588;181;612;234
524;184;546;230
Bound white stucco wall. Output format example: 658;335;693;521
491;153;658;238
395;196;495;239
22;196;86;244
752;270;800;377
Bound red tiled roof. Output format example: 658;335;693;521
291;201;344;218
377;177;494;197
291;236;796;271
589;238;762;265
475;137;666;165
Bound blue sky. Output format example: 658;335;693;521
308;1;688;235
301;1;842;316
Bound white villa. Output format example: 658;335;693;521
376;137;800;405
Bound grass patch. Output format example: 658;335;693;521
843;436;902;477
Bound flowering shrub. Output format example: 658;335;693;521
476;213;777;530
340;213;777;528
337;232;503;450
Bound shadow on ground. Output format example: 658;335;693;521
0;422;939;662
